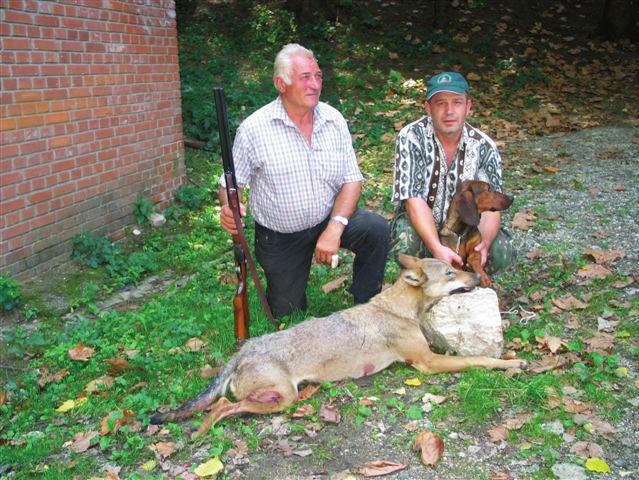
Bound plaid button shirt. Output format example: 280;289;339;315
392;116;503;229
229;97;364;233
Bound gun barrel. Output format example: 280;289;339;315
213;87;236;185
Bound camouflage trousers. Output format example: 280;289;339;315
389;209;517;272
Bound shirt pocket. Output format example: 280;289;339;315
314;149;343;191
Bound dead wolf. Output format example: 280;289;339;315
150;255;525;432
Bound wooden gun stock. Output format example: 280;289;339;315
215;87;277;339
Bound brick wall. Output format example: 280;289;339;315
0;0;185;277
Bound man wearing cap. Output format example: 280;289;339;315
389;71;515;271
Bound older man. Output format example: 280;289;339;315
390;72;515;271
220;44;389;318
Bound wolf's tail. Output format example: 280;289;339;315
150;358;236;424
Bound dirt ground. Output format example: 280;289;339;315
1;123;637;479
205;123;637;480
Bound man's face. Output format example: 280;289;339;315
278;54;323;111
425;92;472;137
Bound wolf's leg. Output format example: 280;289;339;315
413;351;526;374
192;385;298;438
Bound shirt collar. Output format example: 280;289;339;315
271;96;336;130
426;116;471;152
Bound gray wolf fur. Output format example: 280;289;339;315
150;255;525;430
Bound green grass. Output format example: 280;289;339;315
2;3;638;477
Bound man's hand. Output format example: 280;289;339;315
220;203;246;235
314;222;343;265
474;240;489;267
431;244;463;269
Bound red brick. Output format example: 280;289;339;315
1;198;25;214
3;223;30;240
49;136;71;148
45;112;69;124
20;140;47;155
1;37;31;50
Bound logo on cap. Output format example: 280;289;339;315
437;74;452;84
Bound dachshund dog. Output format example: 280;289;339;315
439;180;513;287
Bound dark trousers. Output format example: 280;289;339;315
255;210;390;318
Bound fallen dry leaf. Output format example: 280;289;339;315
488;424;509;442
538;335;563;354
551;294;588;310
68;343;95;361
570;441;604;459
511;210;536;230
490;470;514;480
613;278;634;288
504;412;533;430
100;410;135;435
529;355;566;373
0;391;8;406
585;332;615;352
544;165;560;173
105;355;133;374
525;248;543;260
359;396;379;407
356;460;407;477
563;398;590;414
319;404;341;424
612;184;626;191
150;441;176;459
64;430;99;453
291;403;315;418
185;337;205;352
321;275;348;294
85;375;115;394
200;364;221;379
576;264;612;280
413;430;445;466
574;413;618;437
583;248;624;266
298;384;320;401
38;367;69;388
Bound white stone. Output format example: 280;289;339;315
149;213;166;227
551;463;587;480
420;288;504;357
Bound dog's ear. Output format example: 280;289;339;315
401;268;426;287
398;254;421;270
456;190;481;226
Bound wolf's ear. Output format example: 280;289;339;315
402;268;426;287
398;254;420;270
456;190;480;226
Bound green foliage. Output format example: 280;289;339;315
174;184;209;211
70;232;158;286
71;232;121;269
133;197;155;225
0;274;23;311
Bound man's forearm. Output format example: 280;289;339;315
405;197;441;254
330;181;361;219
478;211;500;250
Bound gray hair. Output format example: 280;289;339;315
273;43;316;86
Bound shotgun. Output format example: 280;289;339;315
213;87;277;338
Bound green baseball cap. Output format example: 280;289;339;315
426;72;470;100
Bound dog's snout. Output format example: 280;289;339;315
504;194;514;207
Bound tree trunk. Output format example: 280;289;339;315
599;0;638;40
434;0;449;30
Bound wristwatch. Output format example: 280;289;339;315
330;215;349;227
